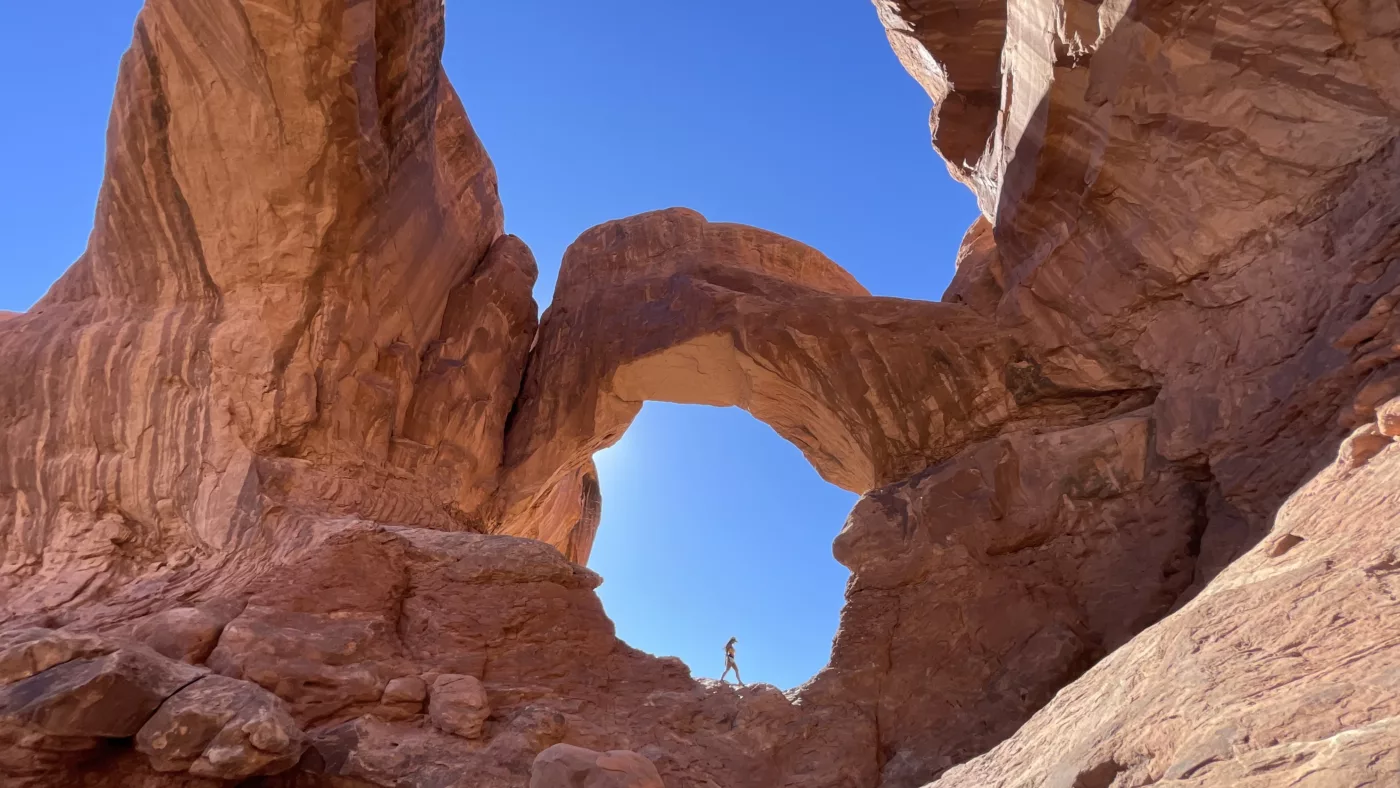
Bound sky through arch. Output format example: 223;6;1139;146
591;403;857;690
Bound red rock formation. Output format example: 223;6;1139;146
1;0;1398;786
530;744;666;788
493;207;1148;562
927;409;1400;786
872;0;1400;784
0;0;533;618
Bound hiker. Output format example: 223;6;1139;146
720;636;744;686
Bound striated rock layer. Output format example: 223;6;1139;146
0;0;535;617
1;0;1398;787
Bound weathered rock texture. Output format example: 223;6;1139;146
493;207;1148;562
530;744;666;788
0;628;305;785
1;0;1398;786
930;410;1400;786
0;0;533;617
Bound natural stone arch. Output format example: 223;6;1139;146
490;208;1146;561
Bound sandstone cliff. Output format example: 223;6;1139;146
1;0;1397;787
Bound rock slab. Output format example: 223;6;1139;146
530;744;665;788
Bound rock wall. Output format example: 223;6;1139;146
0;0;539;617
1;0;1397;787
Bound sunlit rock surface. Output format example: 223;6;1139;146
0;0;1397;786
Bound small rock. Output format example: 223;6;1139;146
382;675;428;705
1340;424;1392;468
132;607;225;664
530;743;664;788
1377;397;1400;437
428;674;490;739
0;646;205;738
0;628;112;686
509;704;569;751
136;674;305;779
1343;376;1400;427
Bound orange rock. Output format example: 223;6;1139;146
2;0;1399;786
135;674;304;779
429;674;490;739
493;208;1146;561
0;0;532;618
530;744;664;788
926;436;1400;788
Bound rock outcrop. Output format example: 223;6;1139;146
0;0;533;619
929;400;1400;787
1;0;1398;786
530;744;666;788
0;628;304;785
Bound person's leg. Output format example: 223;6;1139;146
720;665;733;683
734;664;744;687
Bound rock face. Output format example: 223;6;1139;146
929;407;1400;788
493;208;1147;563
530;744;666;788
1;0;1398;787
0;0;533;618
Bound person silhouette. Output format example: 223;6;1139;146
720;636;744;686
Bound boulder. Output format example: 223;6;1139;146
429;673;491;739
530;744;665;788
0;628;112;686
0;646;203;738
382;675;428;706
136;674;304;779
131;607;226;665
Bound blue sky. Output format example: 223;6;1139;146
0;2;976;689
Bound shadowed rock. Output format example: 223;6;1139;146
0;645;204;739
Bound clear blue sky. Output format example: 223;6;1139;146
0;2;975;689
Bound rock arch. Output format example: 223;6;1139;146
489;208;1147;561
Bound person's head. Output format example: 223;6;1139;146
727;636;738;645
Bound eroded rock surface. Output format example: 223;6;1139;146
493;208;1147;562
0;0;533;619
530;744;665;788
929;410;1400;787
0;629;303;785
130;607;227;665
1;0;1398;786
136;674;304;779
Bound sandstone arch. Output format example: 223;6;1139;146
489;207;1149;561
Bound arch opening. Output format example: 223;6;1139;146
588;402;857;691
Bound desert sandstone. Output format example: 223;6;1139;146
1;0;1397;786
